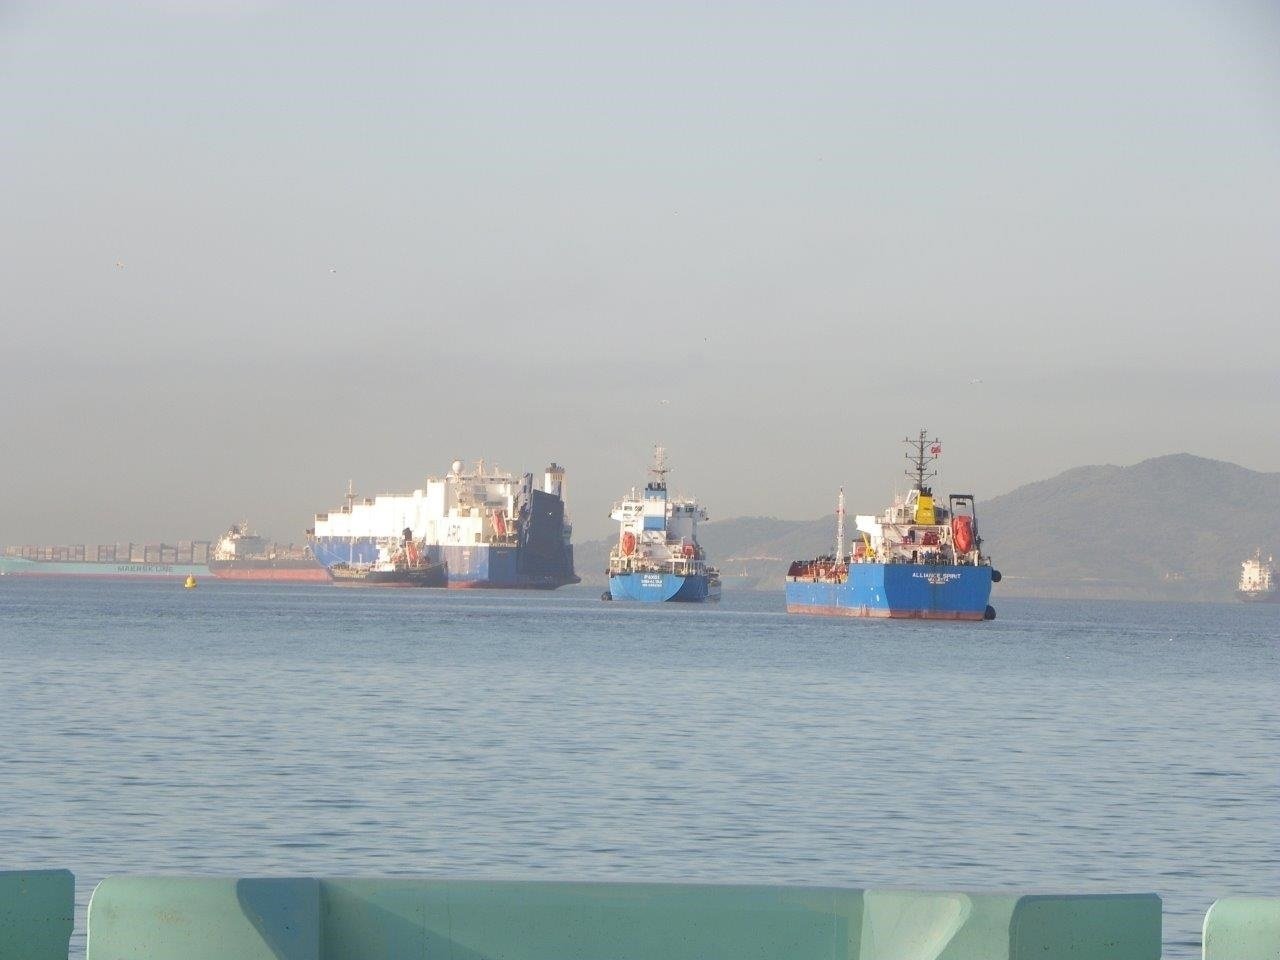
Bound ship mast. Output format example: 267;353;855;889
345;479;357;564
904;429;940;495
648;445;668;491
835;486;845;562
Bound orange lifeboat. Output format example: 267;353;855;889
681;543;695;559
951;515;974;554
621;531;636;556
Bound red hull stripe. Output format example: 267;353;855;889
331;583;435;588
209;569;332;582
446;582;558;590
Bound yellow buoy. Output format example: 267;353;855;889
184;575;197;589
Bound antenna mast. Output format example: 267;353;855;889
649;445;668;490
835;486;845;561
904;429;940;494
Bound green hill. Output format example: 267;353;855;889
574;454;1280;601
979;453;1280;601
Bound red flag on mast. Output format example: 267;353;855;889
930;443;942;455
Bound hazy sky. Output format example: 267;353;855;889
2;1;1278;544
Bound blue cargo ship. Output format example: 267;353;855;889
785;431;999;621
604;448;720;603
309;461;579;590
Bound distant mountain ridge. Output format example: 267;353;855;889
979;453;1279;600
574;453;1279;601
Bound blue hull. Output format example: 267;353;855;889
441;544;574;590
310;538;576;590
609;571;712;603
785;563;993;620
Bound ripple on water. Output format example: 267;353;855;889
1;582;1276;959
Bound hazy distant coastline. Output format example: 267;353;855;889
5;452;1276;603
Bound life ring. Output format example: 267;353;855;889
621;531;636;556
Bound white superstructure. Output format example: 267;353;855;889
212;522;268;561
843;433;989;568
607;447;716;578
312;459;572;548
851;486;984;566
1238;548;1276;600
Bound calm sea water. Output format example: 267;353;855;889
1;579;1276;957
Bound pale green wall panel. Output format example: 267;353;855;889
86;877;319;960
1204;897;1280;960
858;891;1160;960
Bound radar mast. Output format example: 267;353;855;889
648;445;668;491
835;486;845;562
904;429;940;495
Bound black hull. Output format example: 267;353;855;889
331;562;448;588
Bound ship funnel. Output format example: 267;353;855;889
544;463;565;499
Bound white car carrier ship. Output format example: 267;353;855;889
310;460;579;590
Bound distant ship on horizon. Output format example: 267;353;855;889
0;540;211;581
208;523;331;583
0;524;332;584
1237;548;1277;602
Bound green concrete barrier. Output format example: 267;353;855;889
858;889;1160;960
87;877;318;960
85;877;1160;960
0;869;74;960
1204;897;1280;960
320;880;862;960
